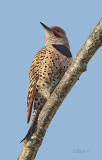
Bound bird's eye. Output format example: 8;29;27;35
56;29;60;33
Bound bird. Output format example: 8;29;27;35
21;22;73;142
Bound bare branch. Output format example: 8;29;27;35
18;18;102;160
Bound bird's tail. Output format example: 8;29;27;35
20;109;39;143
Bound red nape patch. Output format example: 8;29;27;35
53;31;61;38
46;37;47;42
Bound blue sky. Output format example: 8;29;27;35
0;0;102;160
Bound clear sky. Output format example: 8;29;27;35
0;0;102;159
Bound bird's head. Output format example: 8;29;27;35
40;22;70;49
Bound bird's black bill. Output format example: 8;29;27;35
40;22;51;31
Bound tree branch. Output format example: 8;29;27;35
18;18;102;160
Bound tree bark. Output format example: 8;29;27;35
18;18;102;160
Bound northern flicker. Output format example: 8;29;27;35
22;22;73;141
